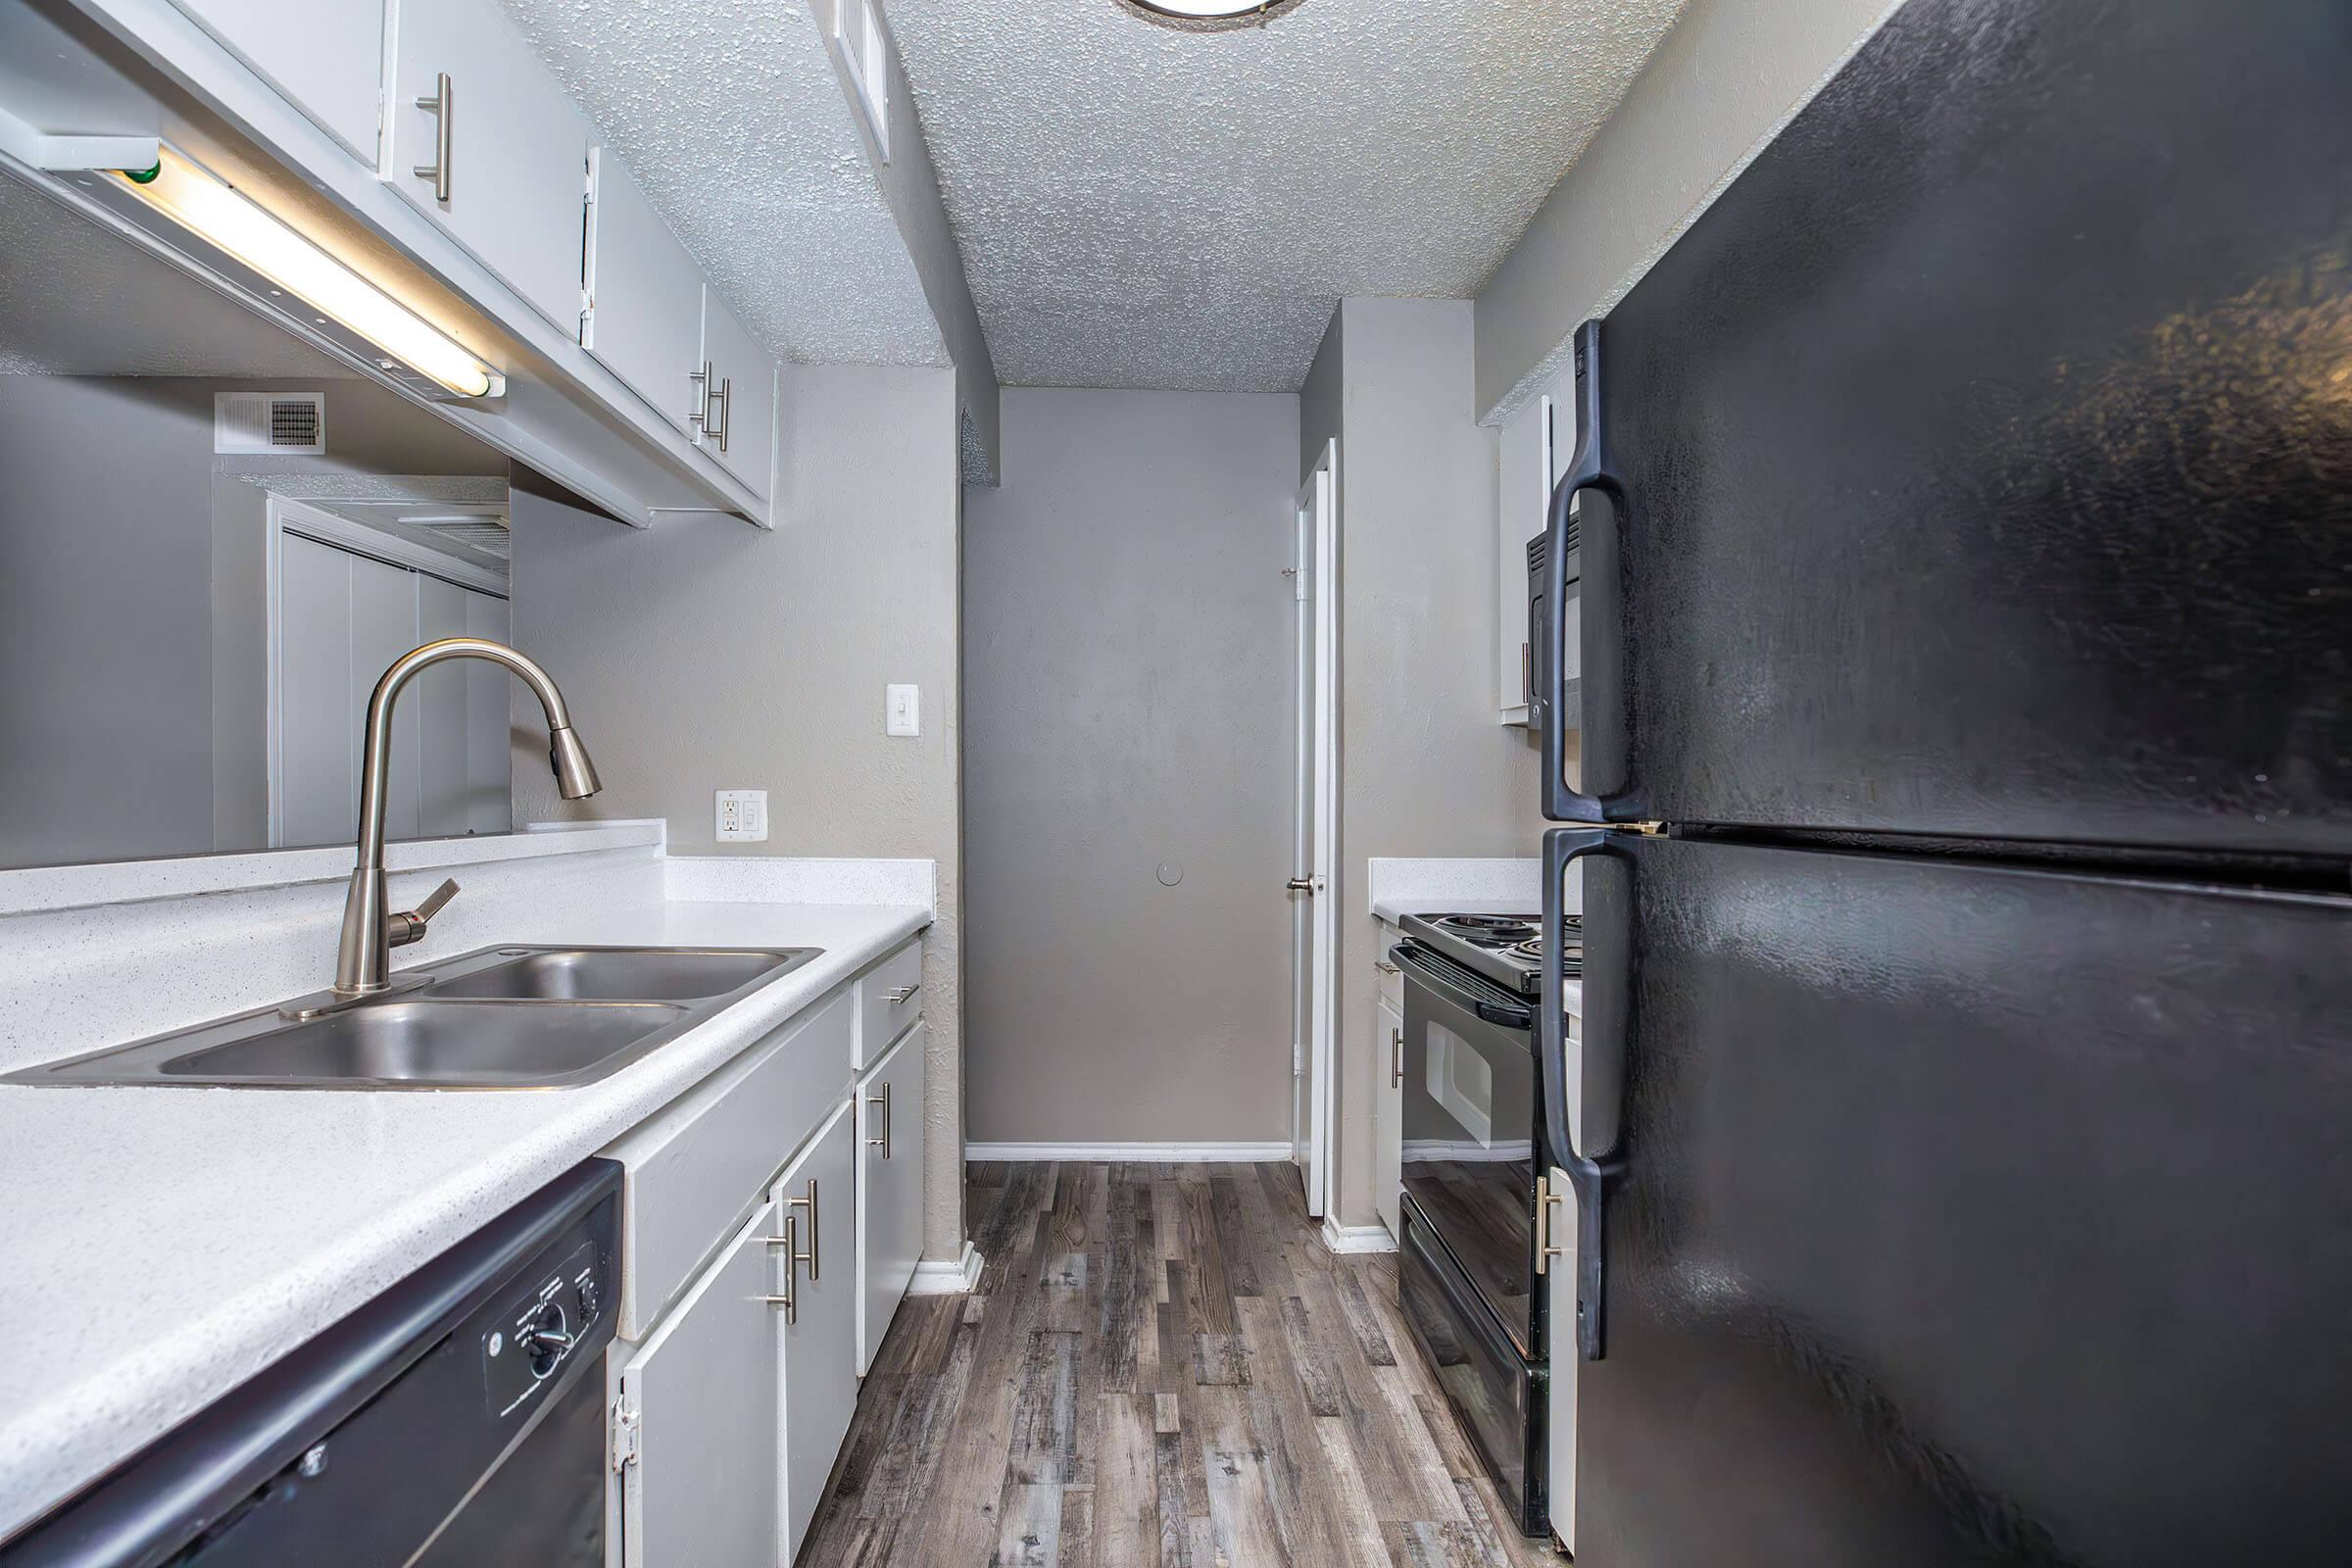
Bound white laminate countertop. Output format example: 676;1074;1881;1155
0;896;928;1543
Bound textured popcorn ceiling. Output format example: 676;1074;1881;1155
499;0;948;368
889;0;1689;390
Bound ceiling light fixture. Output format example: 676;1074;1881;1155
110;148;502;399
1118;0;1306;32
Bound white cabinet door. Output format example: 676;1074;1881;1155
387;0;590;331
774;1100;859;1560
697;285;775;502
173;0;385;164
1495;392;1553;723
1373;996;1403;1243
1545;1166;1579;1556
617;1199;783;1568
858;1020;925;1373
582;147;706;436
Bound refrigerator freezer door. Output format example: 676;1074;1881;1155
1562;0;2352;854
1575;833;2352;1566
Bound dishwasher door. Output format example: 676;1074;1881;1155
1;1162;621;1568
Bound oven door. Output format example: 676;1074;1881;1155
1395;942;1541;1358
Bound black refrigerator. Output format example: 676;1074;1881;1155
1531;1;2352;1564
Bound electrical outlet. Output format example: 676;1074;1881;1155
716;789;768;843
886;684;920;737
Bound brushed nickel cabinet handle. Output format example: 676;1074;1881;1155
885;984;918;1004
868;1082;891;1155
1535;1173;1566;1276
688;361;715;435
412;73;452;202
760;1212;801;1322
787;1176;819;1280
1390;1026;1404;1089
1374;959;1400;976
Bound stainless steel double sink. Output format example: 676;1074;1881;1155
6;946;821;1092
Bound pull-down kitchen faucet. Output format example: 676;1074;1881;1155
333;638;601;997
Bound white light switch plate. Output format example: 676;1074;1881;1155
886;684;920;737
716;789;768;842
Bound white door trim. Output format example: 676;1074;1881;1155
1291;439;1340;1219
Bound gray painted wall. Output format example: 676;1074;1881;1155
962;387;1300;1147
1473;0;1898;422
1307;299;1550;1229
511;365;969;1262
0;374;503;869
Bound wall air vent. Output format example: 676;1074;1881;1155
215;391;325;455
400;513;512;563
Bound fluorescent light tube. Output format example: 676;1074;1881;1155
113;148;498;399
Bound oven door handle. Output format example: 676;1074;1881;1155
1544;826;1627;1360
1390;943;1534;1030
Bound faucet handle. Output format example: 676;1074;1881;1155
388;878;461;948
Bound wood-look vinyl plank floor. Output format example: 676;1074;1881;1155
798;1162;1562;1568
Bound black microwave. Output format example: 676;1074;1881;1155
1525;506;1580;730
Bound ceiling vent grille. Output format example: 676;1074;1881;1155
402;514;512;562
215;391;325;456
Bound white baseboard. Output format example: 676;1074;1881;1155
906;1242;983;1295
1322;1217;1399;1254
964;1141;1296;1163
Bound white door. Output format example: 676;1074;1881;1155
1373;996;1403;1241
617;1199;783;1568
1290;440;1339;1216
582;147;706;434
858;1020;926;1374
776;1100;860;1561
1545;1167;1579;1555
388;0;591;331
173;0;385;163
697;285;775;502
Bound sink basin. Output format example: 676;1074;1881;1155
424;947;814;1002
6;942;825;1091
155;1000;689;1088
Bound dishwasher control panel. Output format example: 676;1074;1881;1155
482;1238;604;1418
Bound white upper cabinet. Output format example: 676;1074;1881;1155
582;147;705;437
172;0;385;165
387;0;591;332
697;284;776;503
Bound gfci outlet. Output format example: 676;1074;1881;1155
715;789;768;843
886;684;920;737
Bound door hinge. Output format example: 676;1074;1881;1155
611;1398;641;1471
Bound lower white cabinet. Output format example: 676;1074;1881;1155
1373;995;1404;1243
775;1101;860;1561
614;1198;783;1568
1545;1164;1579;1556
858;1020;925;1372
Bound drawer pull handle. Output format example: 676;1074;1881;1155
1391;1026;1404;1089
1374;959;1400;976
412;73;452;202
885;983;919;1004
868;1081;891;1156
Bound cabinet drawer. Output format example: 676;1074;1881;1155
853;939;922;1069
607;988;853;1339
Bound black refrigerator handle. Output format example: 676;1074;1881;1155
1543;318;1631;824
1544;825;1627;1361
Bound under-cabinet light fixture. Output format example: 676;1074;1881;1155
111;148;501;399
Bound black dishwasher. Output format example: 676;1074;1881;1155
0;1159;621;1568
